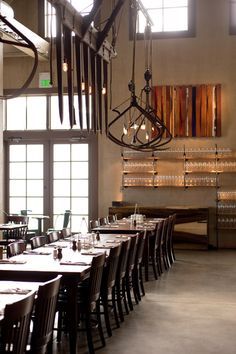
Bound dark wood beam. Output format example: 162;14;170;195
47;0;118;62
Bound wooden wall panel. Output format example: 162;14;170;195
152;84;221;138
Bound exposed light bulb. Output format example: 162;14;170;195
146;132;149;140
133;123;138;130
123;125;128;135
141;123;146;130
81;82;85;91
102;87;106;95
63;61;68;72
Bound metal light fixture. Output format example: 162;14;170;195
107;0;172;152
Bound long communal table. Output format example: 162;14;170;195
0;235;132;354
92;218;163;281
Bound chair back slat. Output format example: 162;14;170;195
103;245;121;291
7;240;26;257
88;253;106;307
116;238;131;281
47;231;60;243
30;275;62;354
126;234;139;275
1;290;36;354
30;235;47;249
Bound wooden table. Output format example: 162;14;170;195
92;218;161;281
0;244;93;354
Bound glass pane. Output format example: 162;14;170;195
164;0;188;7
54;144;70;161
7;97;26;130
27;145;44;161
27;180;44;196
71;162;88;178
27;162;44;179
10;162;26;179
53;197;71;214
54;162;71;179
142;0;162;8
164;8;188;31
9;197;26;214
51;96;70;129
72;0;93;14
71;197;88;214
9;145;26;161
27;198;43;214
9;180;26;196
54;180;71;196
71;144;88;161
27;96;47;130
72;180;88;196
148;9;163;32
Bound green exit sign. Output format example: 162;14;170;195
39;73;52;88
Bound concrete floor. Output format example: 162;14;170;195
53;249;236;354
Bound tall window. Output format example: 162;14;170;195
230;0;236;34
132;0;195;39
44;0;94;37
4;95;98;233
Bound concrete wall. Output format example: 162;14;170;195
2;0;236;244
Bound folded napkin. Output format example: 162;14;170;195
81;251;103;256
105;239;121;243
115;235;129;239
0;288;30;294
23;251;51;255
94;244;113;249
45;244;67;248
60;261;91;266
0;259;27;264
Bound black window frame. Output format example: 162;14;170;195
129;0;196;40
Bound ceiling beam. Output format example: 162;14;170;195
48;0;118;62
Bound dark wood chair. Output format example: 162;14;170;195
167;213;177;264
98;217;108;226
57;253;106;354
0;290;36;354
28;275;62;354
89;219;99;232
133;230;147;300
115;238;131;322
125;234;139;311
100;244;121;337
30;235;48;250
149;220;164;279
6;215;29;240
47;231;60;243
61;227;72;239
7;240;27;258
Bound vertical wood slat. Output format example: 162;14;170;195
215;84;221;137
187;86;193;137
96;55;103;132
83;43;90;132
103;60;109;135
75;36;83;130
206;84;213;137
90;49;97;133
63;25;74;128
152;84;221;138
55;5;63;124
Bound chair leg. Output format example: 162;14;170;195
96;302;106;347
115;282;125;322
85;313;95;354
102;296;112;337
112;288;120;329
132;269;141;302
139;266;145;297
122;278;129;315
125;275;134;311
